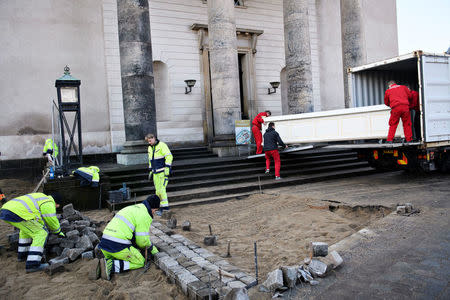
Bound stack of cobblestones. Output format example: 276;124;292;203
8;203;104;274
259;242;343;295
151;221;255;300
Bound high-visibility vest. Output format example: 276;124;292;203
101;204;152;249
73;166;100;185
0;193;62;234
148;140;173;174
43;139;59;157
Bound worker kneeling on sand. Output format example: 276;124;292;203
97;195;160;280
0;192;64;273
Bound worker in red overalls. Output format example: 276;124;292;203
384;80;413;143
407;86;420;141
252;110;271;154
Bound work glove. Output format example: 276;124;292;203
150;245;159;256
58;231;65;237
164;167;170;176
148;171;153;181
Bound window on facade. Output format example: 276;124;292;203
202;0;245;7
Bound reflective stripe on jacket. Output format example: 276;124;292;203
73;166;100;183
43;139;59;157
0;193;61;234
101;203;153;250
148;140;173;174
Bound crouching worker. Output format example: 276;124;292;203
97;195;160;280
72;166;100;187
0;193;64;273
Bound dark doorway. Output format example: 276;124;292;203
238;53;247;119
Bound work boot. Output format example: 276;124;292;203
26;263;49;273
265;169;270;174
275;176;282;180
100;258;113;280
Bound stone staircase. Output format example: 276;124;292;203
102;146;377;210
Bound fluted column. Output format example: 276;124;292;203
340;0;366;107
207;0;241;135
283;0;314;113
117;0;156;141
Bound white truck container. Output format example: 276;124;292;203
263;51;450;172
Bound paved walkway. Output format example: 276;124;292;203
274;172;450;299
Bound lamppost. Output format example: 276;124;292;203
55;66;82;173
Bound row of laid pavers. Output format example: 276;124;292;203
150;221;256;299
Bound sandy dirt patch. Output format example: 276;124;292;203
0;186;388;299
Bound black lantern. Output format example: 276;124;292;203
268;81;280;94
55;66;82;172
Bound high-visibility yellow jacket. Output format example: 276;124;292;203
73;166;100;186
148;140;173;175
0;193;62;234
43;139;59;157
100;204;154;252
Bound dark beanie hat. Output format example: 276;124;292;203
143;195;160;215
49;192;63;205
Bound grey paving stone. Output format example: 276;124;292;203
261;269;283;292
81;251;94;260
281;266;299;288
67;248;84;262
176;256;189;264
182;221;191;231
205;255;223;263
227;280;247;289
76;235;94;251
158;256;179;274
66;229;80;239
196;287;217;300
180;260;197;268
176;272;199;294
239;275;256;286
311;242;328;257
187;280;207;299
59;239;75;249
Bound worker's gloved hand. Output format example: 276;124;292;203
148;171;153;181
164;167;170;176
150;245;159;256
58;231;65;237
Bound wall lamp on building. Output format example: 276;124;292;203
268;81;280;94
184;79;196;94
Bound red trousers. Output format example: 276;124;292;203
265;150;281;177
252;125;263;154
387;105;412;142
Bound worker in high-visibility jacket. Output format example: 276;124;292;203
0;192;64;273
97;195;160;280
145;133;173;216
43;138;59;158
73;166;100;187
43;138;59;165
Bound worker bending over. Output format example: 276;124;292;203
384;80;413;143
0;192;64;272
146;133;173;216
252;110;271;154
97;195;160;280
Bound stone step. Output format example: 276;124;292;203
107;165;377;210
109;156;362;190
106;150;357;181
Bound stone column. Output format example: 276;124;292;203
207;0;241;136
117;0;156;141
283;0;314;114
340;0;366;108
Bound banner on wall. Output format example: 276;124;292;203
235;120;251;145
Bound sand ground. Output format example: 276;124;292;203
0;178;388;299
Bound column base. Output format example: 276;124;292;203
116;140;148;165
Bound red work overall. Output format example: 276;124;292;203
384;84;413;142
265;150;281;177
252;112;269;154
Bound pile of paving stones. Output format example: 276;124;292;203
150;221;256;300
259;242;343;295
7;203;104;274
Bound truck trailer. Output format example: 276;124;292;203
262;51;450;172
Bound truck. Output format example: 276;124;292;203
262;51;450;172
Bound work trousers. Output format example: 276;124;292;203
252;125;263;154
152;172;169;208
265;149;281;177
6;219;47;270
387;105;412;142
410;109;421;141
101;246;145;273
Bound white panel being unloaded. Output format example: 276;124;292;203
263;105;404;144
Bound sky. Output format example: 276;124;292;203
396;0;450;55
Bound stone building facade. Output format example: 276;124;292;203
0;0;398;160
